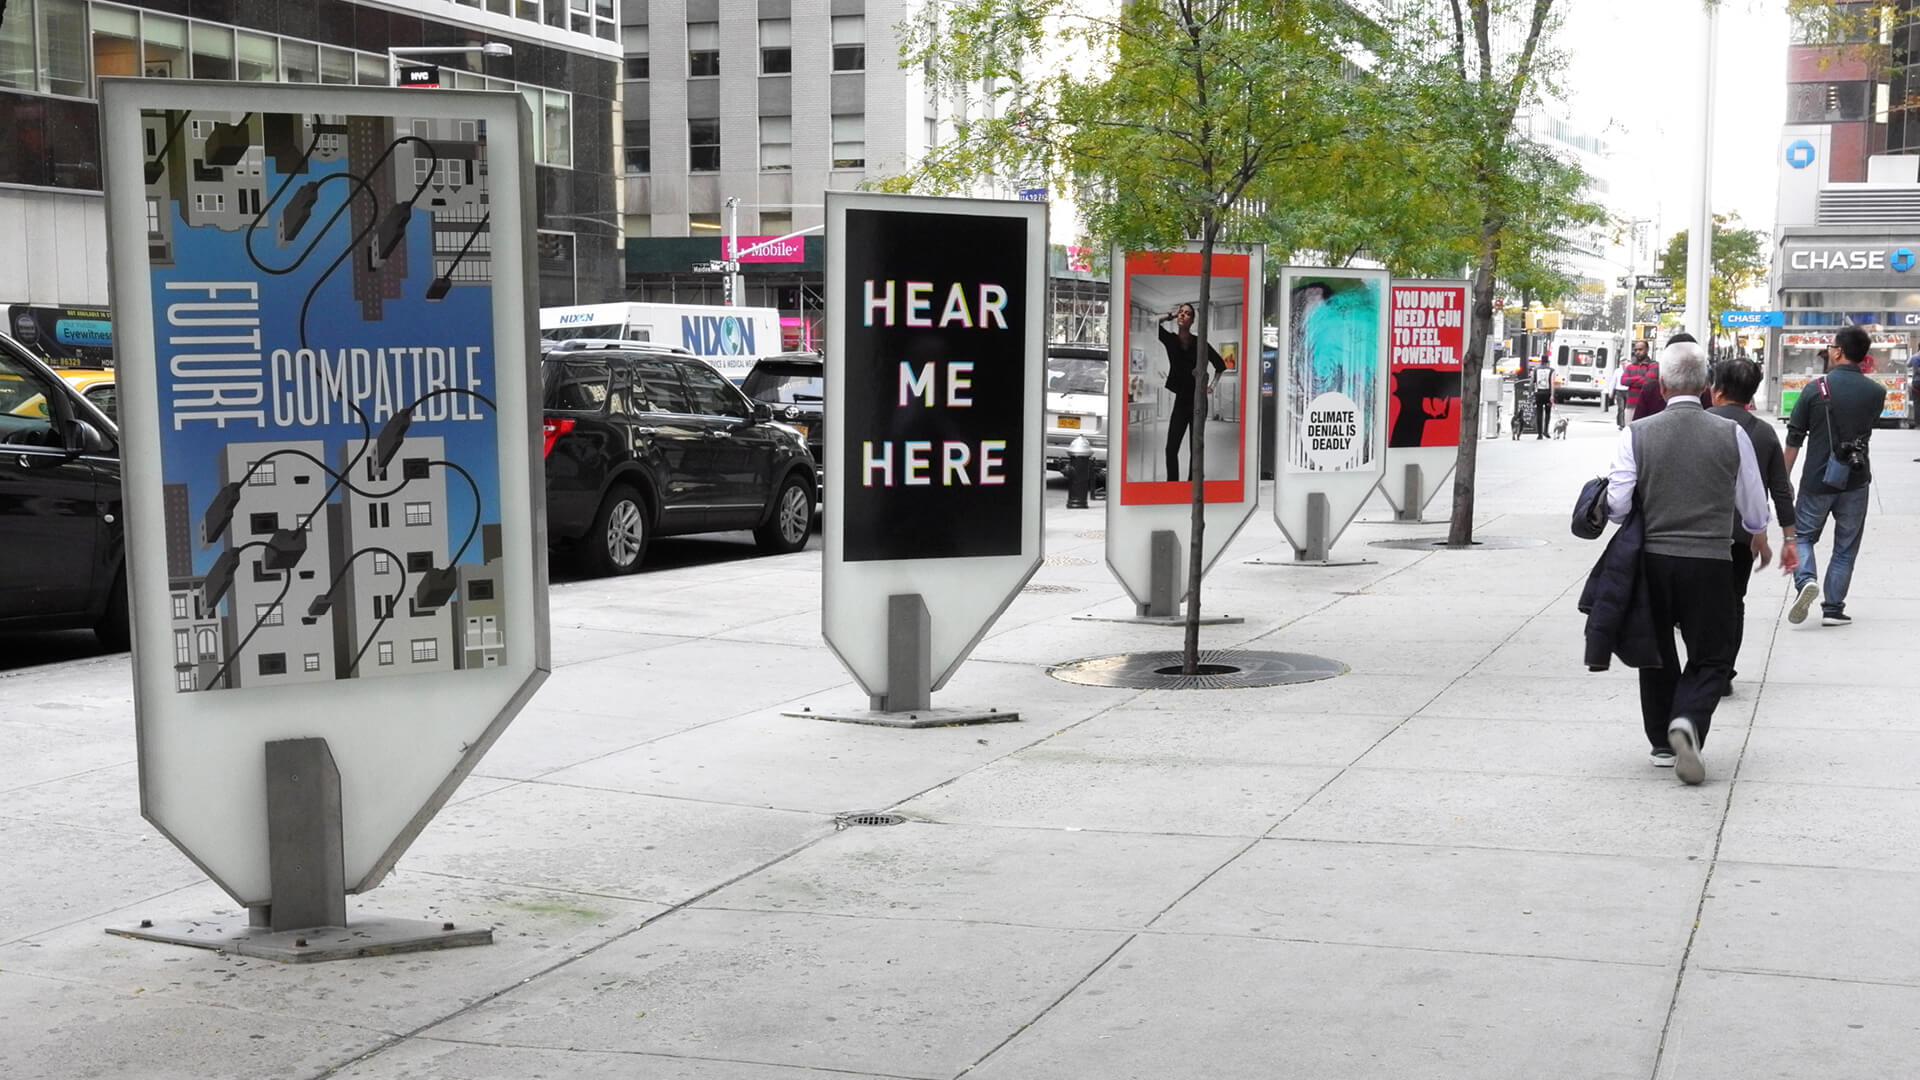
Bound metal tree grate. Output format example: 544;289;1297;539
1043;554;1094;567
835;811;908;828
1049;650;1347;690
1022;583;1084;594
1368;536;1548;551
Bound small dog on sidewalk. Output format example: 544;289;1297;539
1550;416;1569;439
1511;411;1525;440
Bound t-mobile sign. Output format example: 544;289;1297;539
839;208;1029;561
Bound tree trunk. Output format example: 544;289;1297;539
1183;218;1218;674
1447;223;1501;548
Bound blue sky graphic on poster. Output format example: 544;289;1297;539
145;108;507;692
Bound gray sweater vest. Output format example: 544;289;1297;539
1633;400;1740;560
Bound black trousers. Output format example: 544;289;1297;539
1728;538;1755;673
1639;552;1738;751
1532;392;1552;437
1165;392;1195;480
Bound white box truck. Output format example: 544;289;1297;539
539;302;783;380
1545;328;1622;405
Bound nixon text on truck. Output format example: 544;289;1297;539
539;302;782;381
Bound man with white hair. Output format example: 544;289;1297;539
1604;339;1780;785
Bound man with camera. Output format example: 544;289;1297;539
1783;325;1887;627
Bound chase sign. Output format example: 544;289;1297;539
1787;245;1920;272
1786;139;1816;169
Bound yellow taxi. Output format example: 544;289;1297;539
12;367;115;423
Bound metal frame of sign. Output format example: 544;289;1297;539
101;81;548;905
1380;278;1468;516
821;191;1046;696
1273;266;1391;553
1105;244;1263;604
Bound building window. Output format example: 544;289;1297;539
469;579;496;601
624;25;648;78
760;19;790;74
689;119;721;172
303;652;321;672
249;511;278;535
197;628;217;658
760;116;791;171
407;551;435;572
411;637;440;662
258;652;287;676
690;212;722;233
832;16;865;72
255;602;283;626
177;669;197;692
372;552;392;574
146;198;161;234
378;641;395;665
625;120;650;174
194;193;227;213
172;594;189;620
688;21;719;77
248;460;275;485
926;117;938;149
373;594;396;619
404;501;432;526
832;114;866;169
368;502;391;528
1786;81;1873;124
762;211;792;236
403;458;431;479
174;629;192;665
190;23;234;80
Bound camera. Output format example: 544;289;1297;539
1835;438;1869;469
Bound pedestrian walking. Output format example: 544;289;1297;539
1531;357;1554;439
1617;340;1656;429
1632;332;1696;421
1783;325;1887;627
1606;340;1774;784
1707;357;1798;692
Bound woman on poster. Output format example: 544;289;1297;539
1156;303;1226;481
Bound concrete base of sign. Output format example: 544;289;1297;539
1392;464;1425;523
105;915;492;964
1244;556;1378;568
1071;611;1245;627
783;705;1022;729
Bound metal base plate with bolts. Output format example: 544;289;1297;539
106;915;492;964
1367;536;1548;551
1072;611;1245;626
1245;555;1377;568
783;705;1021;729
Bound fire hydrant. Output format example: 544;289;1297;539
1066;435;1093;509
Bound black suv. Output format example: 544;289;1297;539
740;353;825;481
0;333;126;647
541;340;817;575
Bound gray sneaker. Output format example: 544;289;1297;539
1788;581;1819;624
1822;612;1852;627
1667;718;1705;785
1649;748;1676;768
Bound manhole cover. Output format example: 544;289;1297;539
1076;530;1106;539
836;811;907;828
1044;554;1094;567
1368;536;1548;551
1049;650;1347;690
1022;583;1084;594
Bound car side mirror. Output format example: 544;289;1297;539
65;418;107;456
750;401;773;422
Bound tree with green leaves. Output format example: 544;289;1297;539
893;0;1369;672
1657;214;1771;342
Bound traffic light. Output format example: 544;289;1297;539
1536;309;1562;332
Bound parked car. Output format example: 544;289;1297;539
740;352;825;482
0;333;126;647
541;339;817;576
1044;344;1109;477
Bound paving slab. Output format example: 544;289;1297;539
1691;862;1920;986
896;748;1342;836
336;1041;900;1080
1750;681;1920;731
1152;838;1704;965
1718;782;1920;872
530;638;854;722
1273;768;1726;859
0;821;204;944
1656;969;1920;1080
696;821;1246;930
1040;707;1404;767
1732;727;1920;788
1417;672;1692;725
1360;714;1737;778
963;931;1670;1080
414;908;1128;1078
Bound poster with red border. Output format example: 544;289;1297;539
1387;282;1467;449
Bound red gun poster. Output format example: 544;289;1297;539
1387;283;1466;449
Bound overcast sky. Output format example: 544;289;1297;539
1558;0;1789;243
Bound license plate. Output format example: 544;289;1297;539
1057;415;1080;429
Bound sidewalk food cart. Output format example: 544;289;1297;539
1777;331;1915;428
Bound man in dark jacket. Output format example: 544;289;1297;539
1708;358;1798;690
1608;340;1773;784
1783;325;1886;626
1616;340;1656;428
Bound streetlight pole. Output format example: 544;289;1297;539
1684;7;1718;345
387;42;513;86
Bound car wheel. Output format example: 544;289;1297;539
579;485;649;577
755;473;814;554
95;570;130;652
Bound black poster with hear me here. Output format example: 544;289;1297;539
840;208;1030;562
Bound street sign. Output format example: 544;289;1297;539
397;64;439;88
1720;310;1785;328
101;81;548;908
1636;276;1674;290
1657;301;1686;314
1017;187;1048;202
822;191;1045;708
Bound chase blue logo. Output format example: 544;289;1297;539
1786;139;1816;169
682;314;756;356
1893;248;1915;272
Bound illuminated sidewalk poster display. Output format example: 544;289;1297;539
1284;272;1384;473
140;105;508;692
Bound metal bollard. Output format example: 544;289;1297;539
1065;436;1093;509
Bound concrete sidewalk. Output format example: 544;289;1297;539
4;404;1918;1080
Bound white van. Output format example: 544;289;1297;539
1546;329;1621;405
540;302;782;381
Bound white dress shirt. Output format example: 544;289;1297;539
1605;395;1771;536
